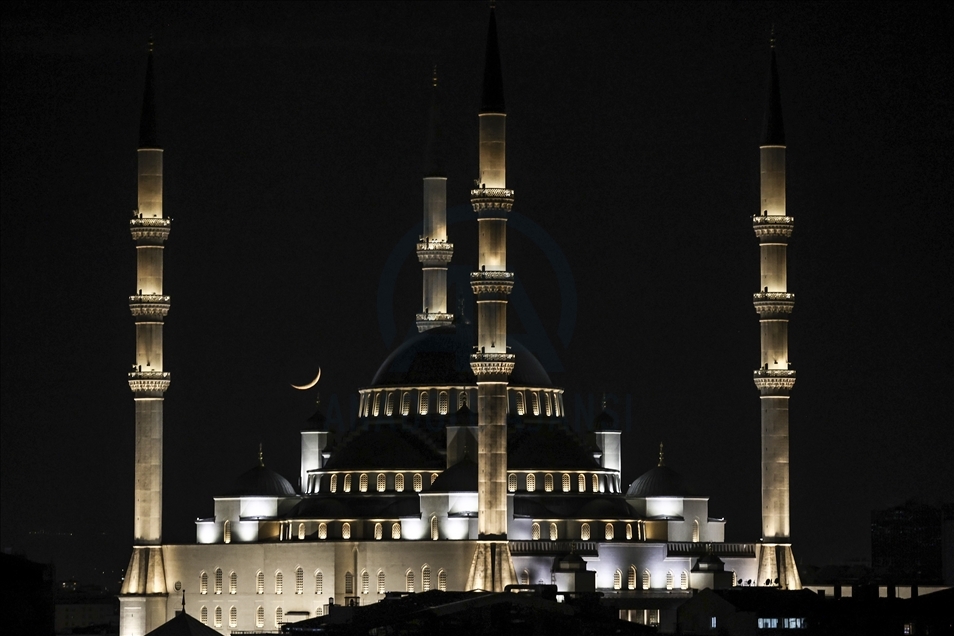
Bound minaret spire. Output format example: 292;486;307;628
752;35;801;590
467;4;516;593
120;40;171;636
416;65;454;332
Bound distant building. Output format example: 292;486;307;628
1;552;55;636
871;501;952;585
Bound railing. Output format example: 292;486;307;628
752;292;794;301
470;271;514;280
130;217;171;227
753;369;795;378
752;215;793;225
666;542;756;557
471;188;514;198
509;540;598;556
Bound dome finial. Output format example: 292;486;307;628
148;35;154;53
770;24;776;49
658;442;665;467
258;443;264;467
432;64;438;88
601;392;607;411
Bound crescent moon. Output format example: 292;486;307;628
291;367;321;391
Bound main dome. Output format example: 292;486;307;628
370;322;552;387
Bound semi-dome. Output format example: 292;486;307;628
370;322;552;388
625;464;695;498
225;463;296;497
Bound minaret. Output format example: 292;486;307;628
467;6;516;592
752;35;801;590
119;42;170;636
416;67;454;332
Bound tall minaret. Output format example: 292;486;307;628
119;42;170;636
752;36;801;590
416;67;454;332
466;6;516;592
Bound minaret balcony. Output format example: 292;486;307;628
753;368;796;395
416;313;454;330
129;294;171;318
753;292;794;317
471;188;514;215
470;271;514;297
130;217;171;244
416;241;454;264
752;215;793;240
470;352;515;381
128;371;171;396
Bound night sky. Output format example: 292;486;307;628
2;1;952;589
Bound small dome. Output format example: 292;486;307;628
626;465;695;498
594;409;615;430
371;323;552;387
225;464;296;497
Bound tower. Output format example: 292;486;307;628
416;67;454;332
119;43;170;635
466;6;517;591
752;37;801;590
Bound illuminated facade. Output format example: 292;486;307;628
118;11;799;636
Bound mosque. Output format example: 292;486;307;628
118;8;800;636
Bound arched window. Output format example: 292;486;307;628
315;571;323;595
430;516;439;540
330;474;337;493
613;569;622;590
361;571;369;595
515;391;525;415
359;473;368;492
580;523;590;541
275;571;283;594
626;523;633;540
458;391;467;410
628;566;637;590
508;473;517;492
549;523;558;541
318;522;327;540
214;606;222;628
316;607;323;617
378;571;386;594
344;572;353;595
391;522;401;539
374;523;383;540
275;607;283;627
372;392;381;417
385;392;394;416
531;392;540;416
438;569;447;592
521;569;530;585
642;570;651;590
401;392;410;416
422;565;431;591
362;393;370;417
200;606;208;624
405;570;415;593
229;606;237;628
214;568;222;594
438;391;449;415
526;473;536;492
692;519;700;542
413;473;423;492
295;567;304;594
592;474;599;492
229;571;237;594
666;570;674;591
531;522;541;540
419;391;429;415
200;571;208;595
731;571;738;587
342;522;351;540
562;473;570;492
544;473;554;492
298;523;305;540
395;473;405;492
377;473;386;492
431;472;438;485
255;605;265;628
578;474;586;492
343;474;352;492
544;392;552;416
554;393;562;417
681;571;689;590
223;520;231;544
605;523;615;540
256;571;264;595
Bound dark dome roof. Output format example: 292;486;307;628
371;323;552;388
594;409;616;430
429;458;477;493
626;465;696;498
225;464;296;497
322;428;444;471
